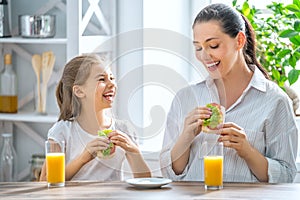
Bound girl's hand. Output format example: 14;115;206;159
109;130;139;154
182;106;212;138
83;137;111;161
218;122;252;159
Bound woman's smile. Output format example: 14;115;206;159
206;61;221;72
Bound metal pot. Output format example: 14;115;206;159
18;15;56;38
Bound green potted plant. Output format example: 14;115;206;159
233;0;300;114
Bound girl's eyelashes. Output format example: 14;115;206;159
98;75;115;82
110;75;115;81
98;76;105;81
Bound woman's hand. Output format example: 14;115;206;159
218;122;268;182
109;130;139;154
170;106;211;175
217;122;252;159
182;106;212;138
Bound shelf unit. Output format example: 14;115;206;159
0;112;57;123
0;37;68;44
0;0;116;181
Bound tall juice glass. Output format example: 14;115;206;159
45;140;65;187
203;141;223;190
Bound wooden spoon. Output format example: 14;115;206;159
41;51;55;113
31;54;42;113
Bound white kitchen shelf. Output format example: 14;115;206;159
0;112;58;123
0;37;67;44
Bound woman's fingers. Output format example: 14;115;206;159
218;122;244;142
182;106;213;137
185;107;212;125
221;122;244;131
218;134;240;143
217;122;251;158
219;123;245;137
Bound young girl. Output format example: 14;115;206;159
40;54;151;181
160;3;298;183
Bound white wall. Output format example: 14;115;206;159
114;0;143;139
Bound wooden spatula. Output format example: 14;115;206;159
31;54;42;113
41;51;56;113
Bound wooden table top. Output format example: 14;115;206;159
1;181;300;199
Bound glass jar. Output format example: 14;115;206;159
0;133;18;182
29;154;45;181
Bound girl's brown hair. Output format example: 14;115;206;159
56;54;105;121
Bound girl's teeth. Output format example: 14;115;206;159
104;95;113;101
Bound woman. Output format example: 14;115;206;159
160;3;298;183
40;54;151;181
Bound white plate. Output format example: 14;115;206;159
126;177;172;189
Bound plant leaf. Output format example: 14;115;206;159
234;0;300;87
290;35;300;45
288;69;299;85
286;4;300;12
294;0;300;9
232;0;237;7
242;1;251;16
272;68;281;81
294;20;300;31
277;49;292;58
289;55;297;67
293;51;300;59
279;29;299;38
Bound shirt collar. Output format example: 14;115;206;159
248;65;267;93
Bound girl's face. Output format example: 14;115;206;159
193;21;242;79
83;64;116;111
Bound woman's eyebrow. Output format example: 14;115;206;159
193;37;219;44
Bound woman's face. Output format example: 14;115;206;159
83;64;116;111
193;20;241;79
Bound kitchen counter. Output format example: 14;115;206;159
1;181;300;199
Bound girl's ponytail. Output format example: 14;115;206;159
56;80;73;121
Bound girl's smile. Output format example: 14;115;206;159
102;89;115;102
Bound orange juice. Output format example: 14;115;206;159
46;153;65;184
204;156;223;187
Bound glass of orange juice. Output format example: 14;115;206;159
45;140;65;187
203;141;223;190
